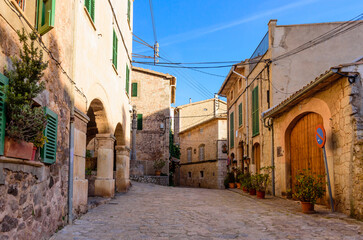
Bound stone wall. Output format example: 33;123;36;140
130;175;169;186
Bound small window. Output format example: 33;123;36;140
239;79;242;89
187;147;192;163
188;172;192;178
15;0;25;10
238;103;243;127
230;112;234;148
37;0;56;35
230;90;234;100
41;107;58;164
252;86;259;136
200;171;204;178
137;114;143;130
85;0;95;22
200;128;203;133
198;144;205;161
131;82;138;97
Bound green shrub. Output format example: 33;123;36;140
293;169;325;204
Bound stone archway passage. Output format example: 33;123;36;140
290;113;326;204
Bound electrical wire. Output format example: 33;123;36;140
149;0;157;43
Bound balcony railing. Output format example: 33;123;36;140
249;31;269;71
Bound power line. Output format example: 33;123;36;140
149;0;157;43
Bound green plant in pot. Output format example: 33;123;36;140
153;159;166;176
255;166;274;199
3;30;48;160
249;174;257;195
293;169;325;213
241;173;251;192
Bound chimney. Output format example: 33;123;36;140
189;98;192;104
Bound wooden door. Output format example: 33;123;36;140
290;113;326;203
254;143;260;173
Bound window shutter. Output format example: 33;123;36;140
37;0;56;35
252;86;259;136
137;114;143;130
112;30;118;69
41;107;58;164
238;103;242;126
126;65;130;94
0;74;9;155
230;112;234;148
131;83;137;97
91;0;95;22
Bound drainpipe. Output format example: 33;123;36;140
271;119;275;196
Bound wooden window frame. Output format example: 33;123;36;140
252;86;259;136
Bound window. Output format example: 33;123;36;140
252;86;259;136
0;73;9;155
187;147;192;163
131;82;137;97
85;0;95;22
37;0;56;35
238;103;242;126
198;144;205;161
188;172;191;178
200;171;204;178
230;90;234;100
41;107;58;164
15;0;25;10
112;30;118;69
127;0;131;23
137;114;142;130
125;65;130;94
230;112;234;148
238;79;242;89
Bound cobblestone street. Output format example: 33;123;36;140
51;182;363;240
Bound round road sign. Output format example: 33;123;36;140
315;124;326;148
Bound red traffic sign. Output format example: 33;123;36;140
315;124;326;148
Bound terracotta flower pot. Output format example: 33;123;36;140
236;182;241;189
31;146;37;161
155;170;161;176
4;137;34;160
256;190;265;199
301;202;315;214
249;189;256;195
242;187;248;192
228;183;235;188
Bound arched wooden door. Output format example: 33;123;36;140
253;143;260;174
290;113;326;203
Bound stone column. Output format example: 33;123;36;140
94;133;116;198
73;108;89;215
115;145;130;192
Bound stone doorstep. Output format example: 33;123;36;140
87;196;112;210
228;188;353;220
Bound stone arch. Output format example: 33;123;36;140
114;123;126;146
87;98;110;145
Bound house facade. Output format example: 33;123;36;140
0;0;133;238
130;66;176;176
175;98;228;189
218;19;363;217
263;61;363;219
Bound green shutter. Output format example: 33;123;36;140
127;0;131;23
91;0;95;22
252;86;259;136
137;114;143;130
37;0;56;35
131;83;137;97
41;107;58;164
230;112;234;148
238;103;242;126
126;65;130;94
112;30;118;69
0;74;8;155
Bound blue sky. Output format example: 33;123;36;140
132;0;363;106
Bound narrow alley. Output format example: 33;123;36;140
51;182;363;240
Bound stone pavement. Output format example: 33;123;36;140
51;182;363;240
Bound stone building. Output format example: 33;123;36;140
218;19;363;217
130;67;176;176
175;98;228;189
262;61;363;219
0;0;133;239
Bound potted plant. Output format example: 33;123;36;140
235;169;242;189
153;158;166;176
3;30;48;160
249;174;257;195
293;169;325;213
240;172;250;192
286;188;293;199
227;172;235;188
255;166;274;199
